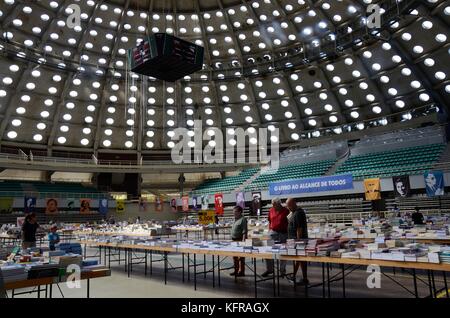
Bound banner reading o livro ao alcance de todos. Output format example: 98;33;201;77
269;174;354;196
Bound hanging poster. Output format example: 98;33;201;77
424;171;445;197
116;199;125;213
170;198;178;212
214;193;224;215
45;198;59;214
99;198;108;215
16;217;25;228
182;196;189;212
67;198;75;211
80;199;91;214
198;211;215;225
251;192;262;216
236;192;245;209
392;175;411;197
0;198;13;214
201;195;209;210
364;178;381;201
24;197;36;213
192;196;199;211
155;196;162;212
139;197;148;212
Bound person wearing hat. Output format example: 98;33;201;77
48;225;60;251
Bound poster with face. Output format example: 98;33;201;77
424;171;445;197
45;198;59;214
364;178;381;201
182;196;189;212
214;193;224;215
24;197;36;213
99;199;108;215
201;195;209;210
251;192;261;216
392;175;410;197
170;198;178;212
139;197;148;212
80;199;91;214
67;198;75;210
192;196;199;211
236;192;245;209
155;196;162;212
116;199;125;213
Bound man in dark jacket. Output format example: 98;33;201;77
22;213;39;249
286;198;308;285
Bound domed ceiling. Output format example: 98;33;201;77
0;0;448;154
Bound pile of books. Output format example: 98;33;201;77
439;251;450;264
316;239;340;257
306;240;318;256
0;264;27;282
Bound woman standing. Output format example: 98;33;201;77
22;213;40;249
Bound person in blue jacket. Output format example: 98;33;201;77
48;225;60;251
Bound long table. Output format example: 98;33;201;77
3;267;111;298
79;240;450;298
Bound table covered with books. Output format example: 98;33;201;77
0;242;111;298
76;234;450;298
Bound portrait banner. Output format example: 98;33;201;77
392;175;410;197
424;171;445;197
214;193;224;215
364;178;381;201
45;198;59;214
80;199;91;214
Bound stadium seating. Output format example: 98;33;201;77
335;143;445;180
192;168;259;195
245;159;336;191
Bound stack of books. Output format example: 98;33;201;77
341;251;360;259
306;239;318;256
0;264;27;282
439;251;450;264
316;239;340;257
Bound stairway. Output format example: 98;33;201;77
432;142;450;169
235;168;261;192
325;149;351;176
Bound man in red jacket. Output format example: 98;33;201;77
262;197;289;277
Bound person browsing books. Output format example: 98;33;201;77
230;206;248;277
262;197;289;277
48;225;60;251
22;213;40;249
286;198;309;285
412;207;424;225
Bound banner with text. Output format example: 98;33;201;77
269;174;354;196
198;211;215;225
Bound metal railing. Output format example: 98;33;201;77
0;190;109;199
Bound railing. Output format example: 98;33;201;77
0;191;109;199
0;152;260;168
